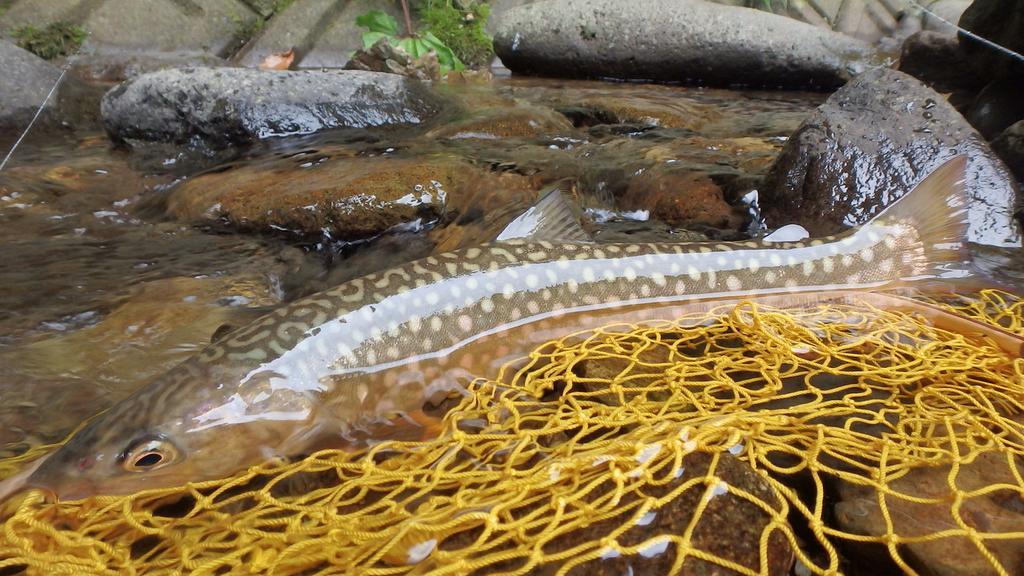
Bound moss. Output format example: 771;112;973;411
12;21;87;60
417;1;493;69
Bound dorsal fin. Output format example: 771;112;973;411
496;181;591;243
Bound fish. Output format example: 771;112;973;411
3;155;1003;500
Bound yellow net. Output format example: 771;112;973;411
1;289;1023;576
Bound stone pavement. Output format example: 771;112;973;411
0;0;972;76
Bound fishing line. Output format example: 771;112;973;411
901;0;1024;65
0;44;82;173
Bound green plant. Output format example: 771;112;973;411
418;0;493;68
753;0;790;12
355;10;464;75
12;21;86;59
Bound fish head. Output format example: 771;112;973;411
23;360;311;500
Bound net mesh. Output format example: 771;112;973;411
1;289;1023;576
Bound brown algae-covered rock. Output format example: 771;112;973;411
168;155;477;240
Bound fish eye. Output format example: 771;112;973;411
121;436;179;472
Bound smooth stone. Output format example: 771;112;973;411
492;0;875;89
761;67;1021;248
100;67;446;148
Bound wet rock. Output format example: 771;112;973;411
168;154;472;240
493;0;875;89
958;0;1024;82
761;68;1021;248
0;39;62;132
100;67;446;148
898;31;984;105
834;451;1024;576
622;168;741;231
426;105;573;140
992;121;1024;185
966;78;1024;141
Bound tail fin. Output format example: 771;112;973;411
870;155;972;280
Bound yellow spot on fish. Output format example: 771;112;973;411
802;261;815;276
687;266;700;281
726;275;742;291
859;248;875;262
822;257;834;273
480;298;494;313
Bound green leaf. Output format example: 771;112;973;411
421;31;465;73
360;31;391;49
355;10;398;36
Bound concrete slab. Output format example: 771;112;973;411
0;0;259;58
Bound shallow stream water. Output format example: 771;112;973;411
0;75;1018;460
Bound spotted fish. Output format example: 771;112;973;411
7;155;986;500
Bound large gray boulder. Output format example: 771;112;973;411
0;39;62;131
101;67;447;148
492;0;876;89
761;68;1021;248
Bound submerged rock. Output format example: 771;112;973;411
426;104;574;140
834;450;1024;576
493;0;874;89
100;67;446;148
621;168;741;231
168;154;474;240
761;68;1021;247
